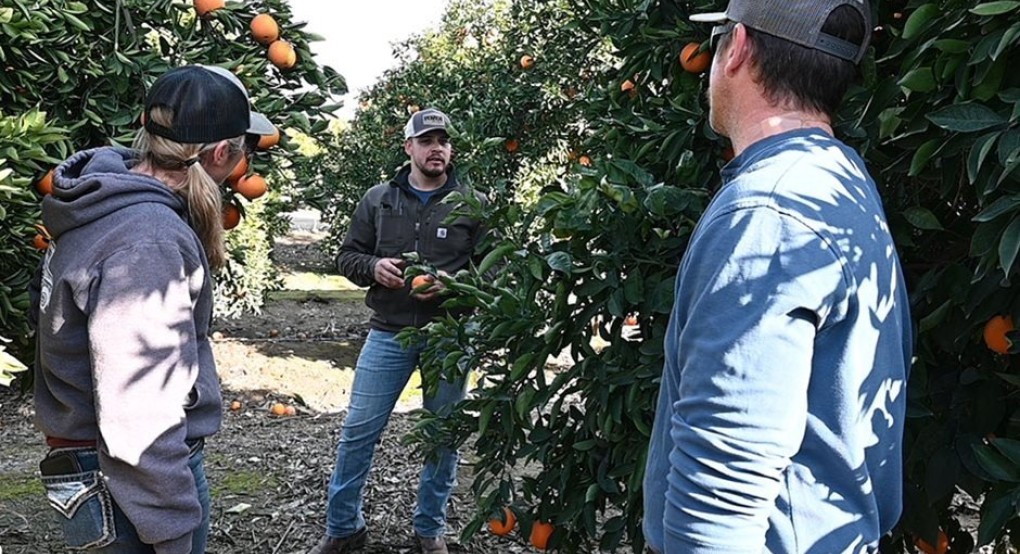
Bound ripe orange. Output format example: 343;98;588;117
488;507;516;536
228;154;248;183
230;400;242;411
284;405;297;416
530;521;554;550
234;174;268;200
270;402;286;416
36;169;54;196
223;203;242;230
621;79;635;92
268;40;297;70
411;274;434;291
193;0;224;18
407;104;421;115
519;54;535;70
257;126;280;150
680;42;712;74
250;14;279;45
578;155;592;167
915;530;949;554
32;234;50;250
505;139;519;153
984;315;1014;354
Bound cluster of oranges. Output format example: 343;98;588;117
228;400;297;417
191;0;296;71
487;507;555;550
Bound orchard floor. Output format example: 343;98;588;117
0;230;545;554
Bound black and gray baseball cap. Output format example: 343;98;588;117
691;0;871;63
404;108;452;139
144;65;275;144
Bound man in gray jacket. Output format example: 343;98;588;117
310;108;486;554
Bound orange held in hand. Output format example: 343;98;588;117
411;274;434;291
530;521;554;550
250;14;279;45
914;530;949;554
680;42;712;74
984;315;1014;354
488;507;516;536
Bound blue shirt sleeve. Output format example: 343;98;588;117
663;205;847;553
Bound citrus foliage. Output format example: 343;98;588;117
317;0;1020;551
0;0;346;368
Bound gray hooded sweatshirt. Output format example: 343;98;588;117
32;147;221;554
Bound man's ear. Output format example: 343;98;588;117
723;23;752;75
404;139;413;156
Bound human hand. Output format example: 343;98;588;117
374;258;406;289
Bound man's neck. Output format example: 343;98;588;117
729;108;832;156
408;169;448;191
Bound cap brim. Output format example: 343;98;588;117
248;111;275;136
689;12;729;23
406;126;450;139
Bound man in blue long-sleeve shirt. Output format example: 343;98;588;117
643;1;913;552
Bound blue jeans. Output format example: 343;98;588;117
42;444;209;553
326;329;466;539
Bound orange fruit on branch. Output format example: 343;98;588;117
257;126;280;150
32;234;50;250
519;54;535;70
914;530;949;554
578;155;592;167
233;174;267;200
228;154;248;183
505;139;519;153
984;315;1014;354
680;42;712;74
268;40;297;70
222;203;242;230
36;169;54;196
193;0;224;18
488;507;516;536
250;14;279;45
530;521;554;550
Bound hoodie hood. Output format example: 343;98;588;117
43;147;186;238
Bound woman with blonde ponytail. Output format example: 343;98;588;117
31;65;274;553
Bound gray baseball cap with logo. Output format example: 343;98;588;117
690;0;871;64
404;108;453;139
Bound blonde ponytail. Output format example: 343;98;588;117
133;106;244;270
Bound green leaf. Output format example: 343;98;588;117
969;1;1020;15
998;128;1020;166
903;4;941;40
898;68;936;93
977;488;1020;545
909;139;941;176
973;195;1020;222
969;131;1001;183
972;443;1020;481
546;252;572;275
903;206;943;230
927;103;1006;133
918;300;951;333
998;217;1020;277
991;438;1020;466
933;39;971;53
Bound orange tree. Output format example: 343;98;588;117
318;0;1020;551
0;0;346;373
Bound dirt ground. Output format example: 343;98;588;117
0;231;535;554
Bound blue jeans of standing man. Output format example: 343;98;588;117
326;329;466;539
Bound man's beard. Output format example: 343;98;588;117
417;159;447;178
